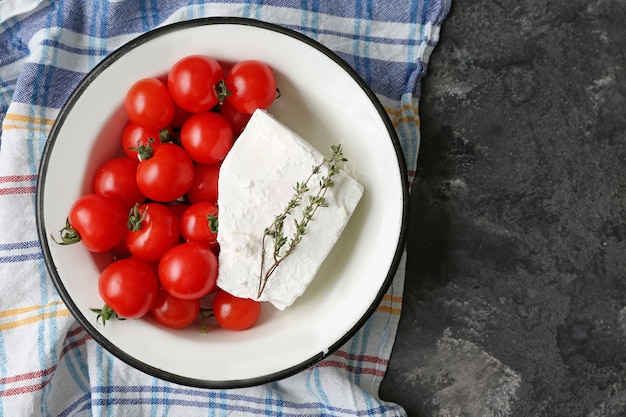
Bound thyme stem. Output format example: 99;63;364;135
257;144;347;298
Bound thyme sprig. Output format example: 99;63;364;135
258;144;347;298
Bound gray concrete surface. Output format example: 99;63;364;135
379;1;626;416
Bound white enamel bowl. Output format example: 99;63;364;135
37;17;408;388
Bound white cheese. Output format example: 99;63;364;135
216;109;364;310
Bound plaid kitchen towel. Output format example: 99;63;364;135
0;0;450;416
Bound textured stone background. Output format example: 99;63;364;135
379;0;626;416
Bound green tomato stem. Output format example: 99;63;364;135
51;218;81;246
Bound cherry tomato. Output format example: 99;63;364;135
180;202;218;246
167;55;224;113
124;77;175;129
158;242;217;300
93;157;145;211
121;121;171;161
212;289;261;331
151;289;200;329
224;60;276;114
98;257;159;319
61;193;127;252
180;112;233;165
219;99;252;137
186;163;220;204
125;203;181;262
136;143;194;202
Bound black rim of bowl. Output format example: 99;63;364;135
36;16;409;389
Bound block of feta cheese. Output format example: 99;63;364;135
216;109;364;310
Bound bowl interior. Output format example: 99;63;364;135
38;18;407;388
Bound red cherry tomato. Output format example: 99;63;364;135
151;289;200;329
219;99;252;137
98;257;159;319
125;203;181;262
124;77;175;129
63;193;127;252
121;121;171;161
158;242;217;300
180;202;218;246
93;157;145;211
187;163;220;204
212;289;261;331
180;112;233;165
224;60;276;114
167;55;224;113
136;143;194;202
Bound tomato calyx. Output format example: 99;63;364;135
90;304;126;326
127;137;156;161
159;128;174;144
199;307;214;333
207;213;219;234
127;204;148;231
215;80;231;105
52;218;81;246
